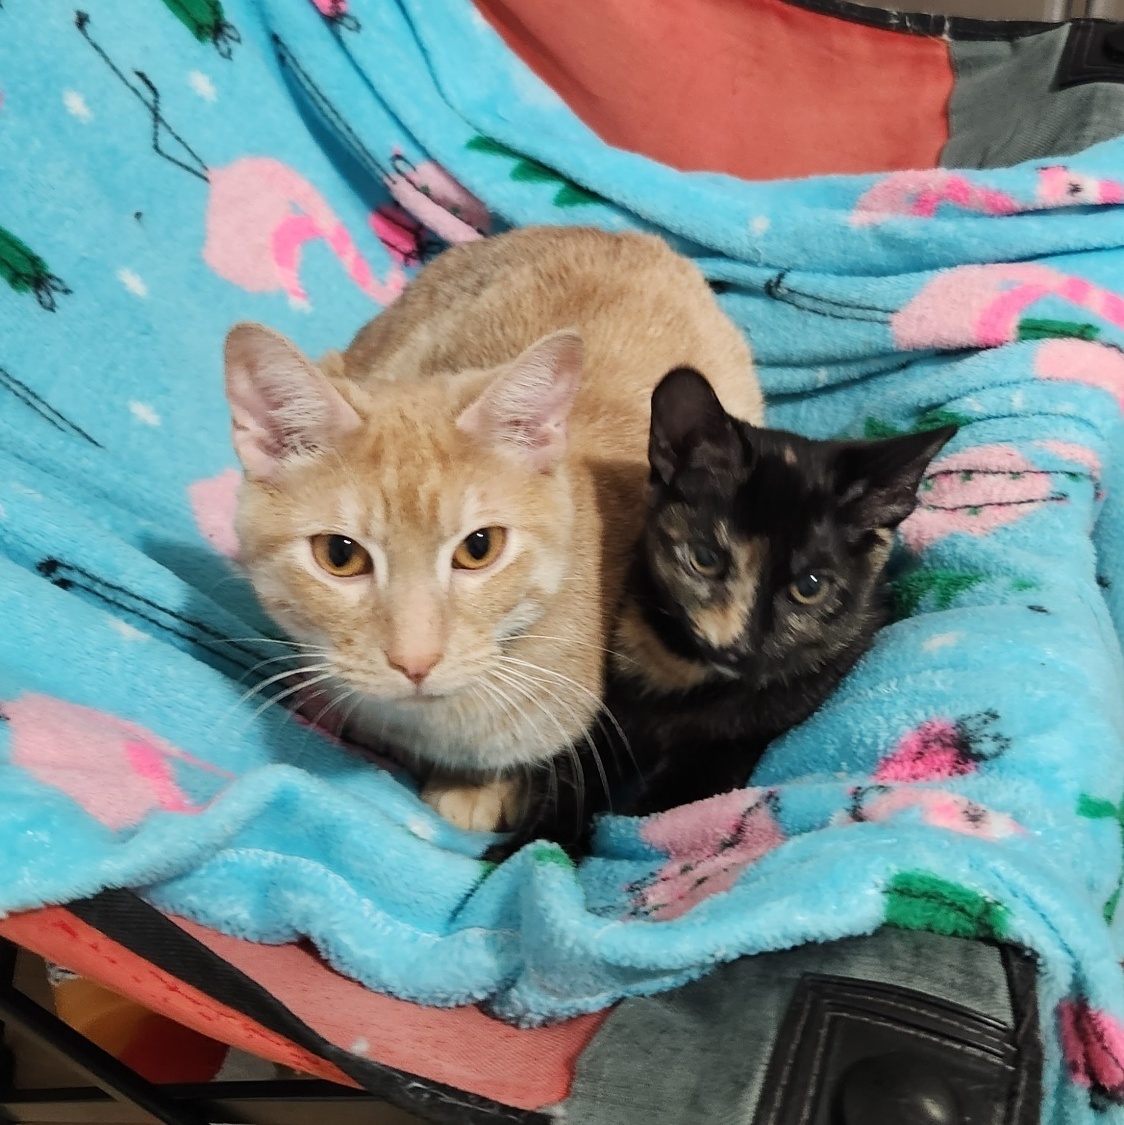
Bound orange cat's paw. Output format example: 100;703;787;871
421;776;519;833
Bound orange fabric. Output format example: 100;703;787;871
116;1013;228;1084
52;977;228;1083
0;909;358;1087
0;908;607;1111
52;978;154;1059
173;917;605;1110
475;0;954;180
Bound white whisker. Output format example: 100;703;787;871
506;634;637;666
474;675;523;726
237;650;329;684
494;663;610;807
564;744;587;832
214;661;335;740
245;670;338;730
498;655;634;778
488;667;572;755
212;637;329;651
231;662;335;711
307;683;356;738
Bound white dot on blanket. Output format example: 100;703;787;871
923;631;962;652
349;1037;370;1055
750;215;770;236
188;71;217;102
128;400;161;426
117;268;148;298
109;619;146;641
408;818;437;841
63;90;92;123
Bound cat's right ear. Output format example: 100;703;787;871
833;424;957;531
224;323;362;480
457;329;583;471
649;367;743;486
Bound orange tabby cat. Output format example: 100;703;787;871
223;226;763;831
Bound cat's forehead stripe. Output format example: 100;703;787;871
347;428;509;554
376;440;452;529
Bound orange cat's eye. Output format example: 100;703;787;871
452;527;507;571
310;534;373;578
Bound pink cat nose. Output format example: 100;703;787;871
388;652;441;685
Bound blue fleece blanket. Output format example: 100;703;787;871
3;2;1124;1119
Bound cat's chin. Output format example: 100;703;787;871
394;688;455;703
342;684;580;775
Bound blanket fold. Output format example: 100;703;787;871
3;3;1124;1119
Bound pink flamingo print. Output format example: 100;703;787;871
1037;166;1124;207
627;788;785;921
849;786;1023;841
875;719;972;783
874;711;1008;784
1060;999;1124;1100
368;205;437;267
384;154;490;247
2;695;232;831
204;157;407;308
310;0;357;27
899;445;1060;553
188;468;241;559
852;170;1020;226
1038;439;1103;479
1035;337;1124;414
852;166;1124;226
892;264;1124;351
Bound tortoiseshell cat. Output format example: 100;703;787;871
493;368;955;857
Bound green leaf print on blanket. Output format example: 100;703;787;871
863;406;974;441
885;871;1009;941
465;135;604;208
1017;318;1100;342
889;566;1038;619
156;0;240;58
1078;794;1124;925
0;226;70;311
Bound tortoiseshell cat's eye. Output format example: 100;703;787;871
789;571;829;605
688;543;726;577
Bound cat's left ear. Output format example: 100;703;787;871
457;330;583;470
224;323;362;481
834;425;957;531
649;367;744;486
